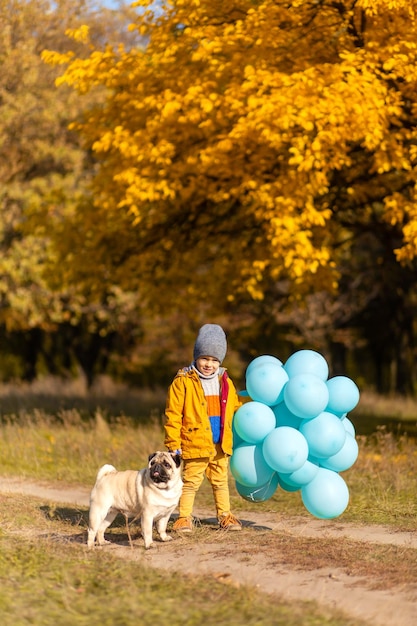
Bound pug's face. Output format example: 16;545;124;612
148;451;181;485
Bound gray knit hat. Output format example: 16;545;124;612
193;324;227;363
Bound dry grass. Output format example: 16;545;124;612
2;378;417;625
345;428;417;528
234;533;417;591
1;409;417;529
0;375;166;426
357;390;417;422
0;494;367;626
2;490;416;597
0;409;163;484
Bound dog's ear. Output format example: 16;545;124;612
171;453;182;467
148;452;157;463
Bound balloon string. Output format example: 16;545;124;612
245;474;275;501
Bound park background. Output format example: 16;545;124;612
2;6;417;623
2;0;417;435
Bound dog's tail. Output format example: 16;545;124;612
96;464;117;481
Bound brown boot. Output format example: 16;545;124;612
173;516;193;532
218;513;242;531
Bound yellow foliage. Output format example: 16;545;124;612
42;0;417;304
358;0;416;17
65;25;90;44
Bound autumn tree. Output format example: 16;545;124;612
0;0;142;384
41;0;417;392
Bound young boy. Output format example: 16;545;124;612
164;323;242;531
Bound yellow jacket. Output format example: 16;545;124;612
164;366;241;459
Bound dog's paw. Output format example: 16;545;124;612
160;535;173;543
144;542;155;550
97;539;111;547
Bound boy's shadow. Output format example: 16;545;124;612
182;515;272;532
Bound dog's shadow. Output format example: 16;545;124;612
39;505;142;546
38;506;271;546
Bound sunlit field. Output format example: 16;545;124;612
1;377;416;529
0;377;416;626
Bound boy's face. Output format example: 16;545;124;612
195;356;220;376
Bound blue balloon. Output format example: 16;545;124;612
246;361;289;406
230;443;275;488
341;416;356;437
246;355;283;375
279;459;319;487
272;402;302;430
301;468;349;519
232;422;245;448
299;411;346;458
234;402;276;444
283;374;329;419
235;473;280;502
284;349;329;381
277;475;301;492
262;427;309;474
326;376;360;414
320;433;359;472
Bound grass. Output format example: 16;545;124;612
0;409;162;485
0;494;367;626
1;405;416;529
190;528;417;591
356;390;417;422
0;378;416;625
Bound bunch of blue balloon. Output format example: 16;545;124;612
230;350;360;519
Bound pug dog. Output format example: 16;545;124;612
87;451;182;549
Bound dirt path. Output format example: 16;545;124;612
1;475;416;626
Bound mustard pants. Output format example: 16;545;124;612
179;444;231;519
